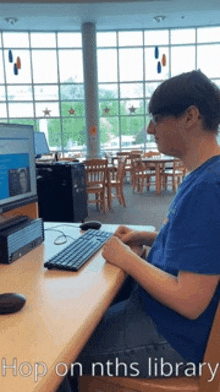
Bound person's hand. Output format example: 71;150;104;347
102;236;133;270
114;225;133;241
114;225;142;245
114;225;145;247
114;225;157;248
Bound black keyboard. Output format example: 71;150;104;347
44;229;113;271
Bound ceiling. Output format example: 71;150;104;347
0;0;220;31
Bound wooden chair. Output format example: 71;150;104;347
116;152;131;182
116;152;142;184
142;151;161;173
129;152;143;185
143;150;161;158
161;159;186;192
57;157;79;162
79;300;220;392
107;156;127;209
35;153;55;163
83;159;108;214
132;156;158;193
130;149;143;155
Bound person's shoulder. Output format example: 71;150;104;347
205;155;220;177
187;156;220;187
174;160;220;209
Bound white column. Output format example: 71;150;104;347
82;22;100;158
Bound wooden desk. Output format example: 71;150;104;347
0;222;155;392
142;156;174;195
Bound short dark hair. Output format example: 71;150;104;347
148;70;220;132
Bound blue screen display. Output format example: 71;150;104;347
0;153;30;200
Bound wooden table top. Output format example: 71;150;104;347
0;222;155;392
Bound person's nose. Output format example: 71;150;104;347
147;120;155;135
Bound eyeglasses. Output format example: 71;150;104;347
149;113;176;125
149;113;166;125
149;106;196;126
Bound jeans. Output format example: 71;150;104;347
67;284;188;390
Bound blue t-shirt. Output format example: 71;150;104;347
139;155;220;364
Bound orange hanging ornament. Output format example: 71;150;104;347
16;57;21;69
161;54;166;67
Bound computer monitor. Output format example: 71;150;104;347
0;123;38;213
34;132;50;158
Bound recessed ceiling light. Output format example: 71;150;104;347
153;15;166;23
4;17;18;25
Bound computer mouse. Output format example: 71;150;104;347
0;293;26;315
79;221;102;231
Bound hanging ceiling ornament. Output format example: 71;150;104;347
13;63;18;75
8;50;13;63
154;46;159;59
161;54;166;67
129;105;136;114
69;107;75;115
103;107;110;114
43;107;51;117
157;61;162;74
16;56;21;69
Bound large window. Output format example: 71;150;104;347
1;26;220;155
97;26;220;153
0;31;85;156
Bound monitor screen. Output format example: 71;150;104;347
0;123;38;213
34;132;50;158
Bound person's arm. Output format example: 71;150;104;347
102;236;219;320
114;225;158;247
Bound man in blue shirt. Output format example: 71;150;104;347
63;70;220;391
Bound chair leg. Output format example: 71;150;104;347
132;176;138;193
163;176;167;190
139;178;144;194
95;193;99;211
107;184;112;210
116;186;122;205
172;177;176;193
101;191;107;214
116;185;126;207
120;186;126;207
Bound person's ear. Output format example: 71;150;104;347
185;105;201;128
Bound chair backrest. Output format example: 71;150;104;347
144;150;161;158
83;159;107;188
130;154;142;169
116;156;127;182
199;300;220;392
171;159;187;178
35;153;55;163
116;151;130;156
130;150;142;155
132;156;145;173
58;157;79;162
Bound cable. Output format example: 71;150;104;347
44;227;77;245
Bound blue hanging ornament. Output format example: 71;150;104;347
14;63;18;75
8;49;13;63
157;61;162;74
154;46;159;59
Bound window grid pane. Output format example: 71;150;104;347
32;50;58;84
1;28;220;154
3;32;29;48
171;46;196;77
119;48;143;82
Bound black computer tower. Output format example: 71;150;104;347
36;162;88;222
